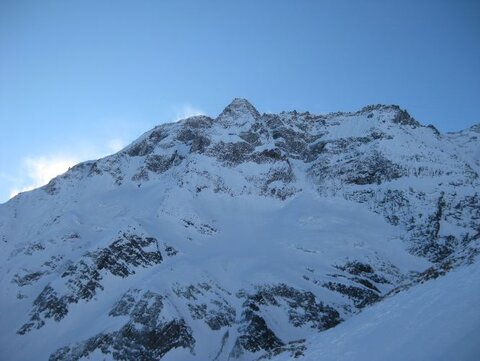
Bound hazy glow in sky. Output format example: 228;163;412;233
1;0;479;203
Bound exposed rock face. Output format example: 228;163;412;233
17;232;163;335
0;99;479;361
50;319;195;361
217;98;261;128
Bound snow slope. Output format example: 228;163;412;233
273;259;480;361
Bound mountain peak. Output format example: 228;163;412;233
217;98;260;126
224;97;259;112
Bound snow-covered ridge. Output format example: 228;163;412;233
0;99;478;361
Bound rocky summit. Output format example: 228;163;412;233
0;99;479;361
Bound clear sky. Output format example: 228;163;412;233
1;0;479;203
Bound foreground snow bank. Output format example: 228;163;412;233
274;260;480;361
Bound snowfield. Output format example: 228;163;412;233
273;259;480;361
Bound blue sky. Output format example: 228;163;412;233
1;0;479;203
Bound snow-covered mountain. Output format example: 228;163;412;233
0;99;479;361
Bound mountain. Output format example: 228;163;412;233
0;99;478;361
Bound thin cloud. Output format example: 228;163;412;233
107;138;126;153
9;156;77;198
173;104;205;121
7;137;127;200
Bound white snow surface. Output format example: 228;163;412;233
273;260;480;361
